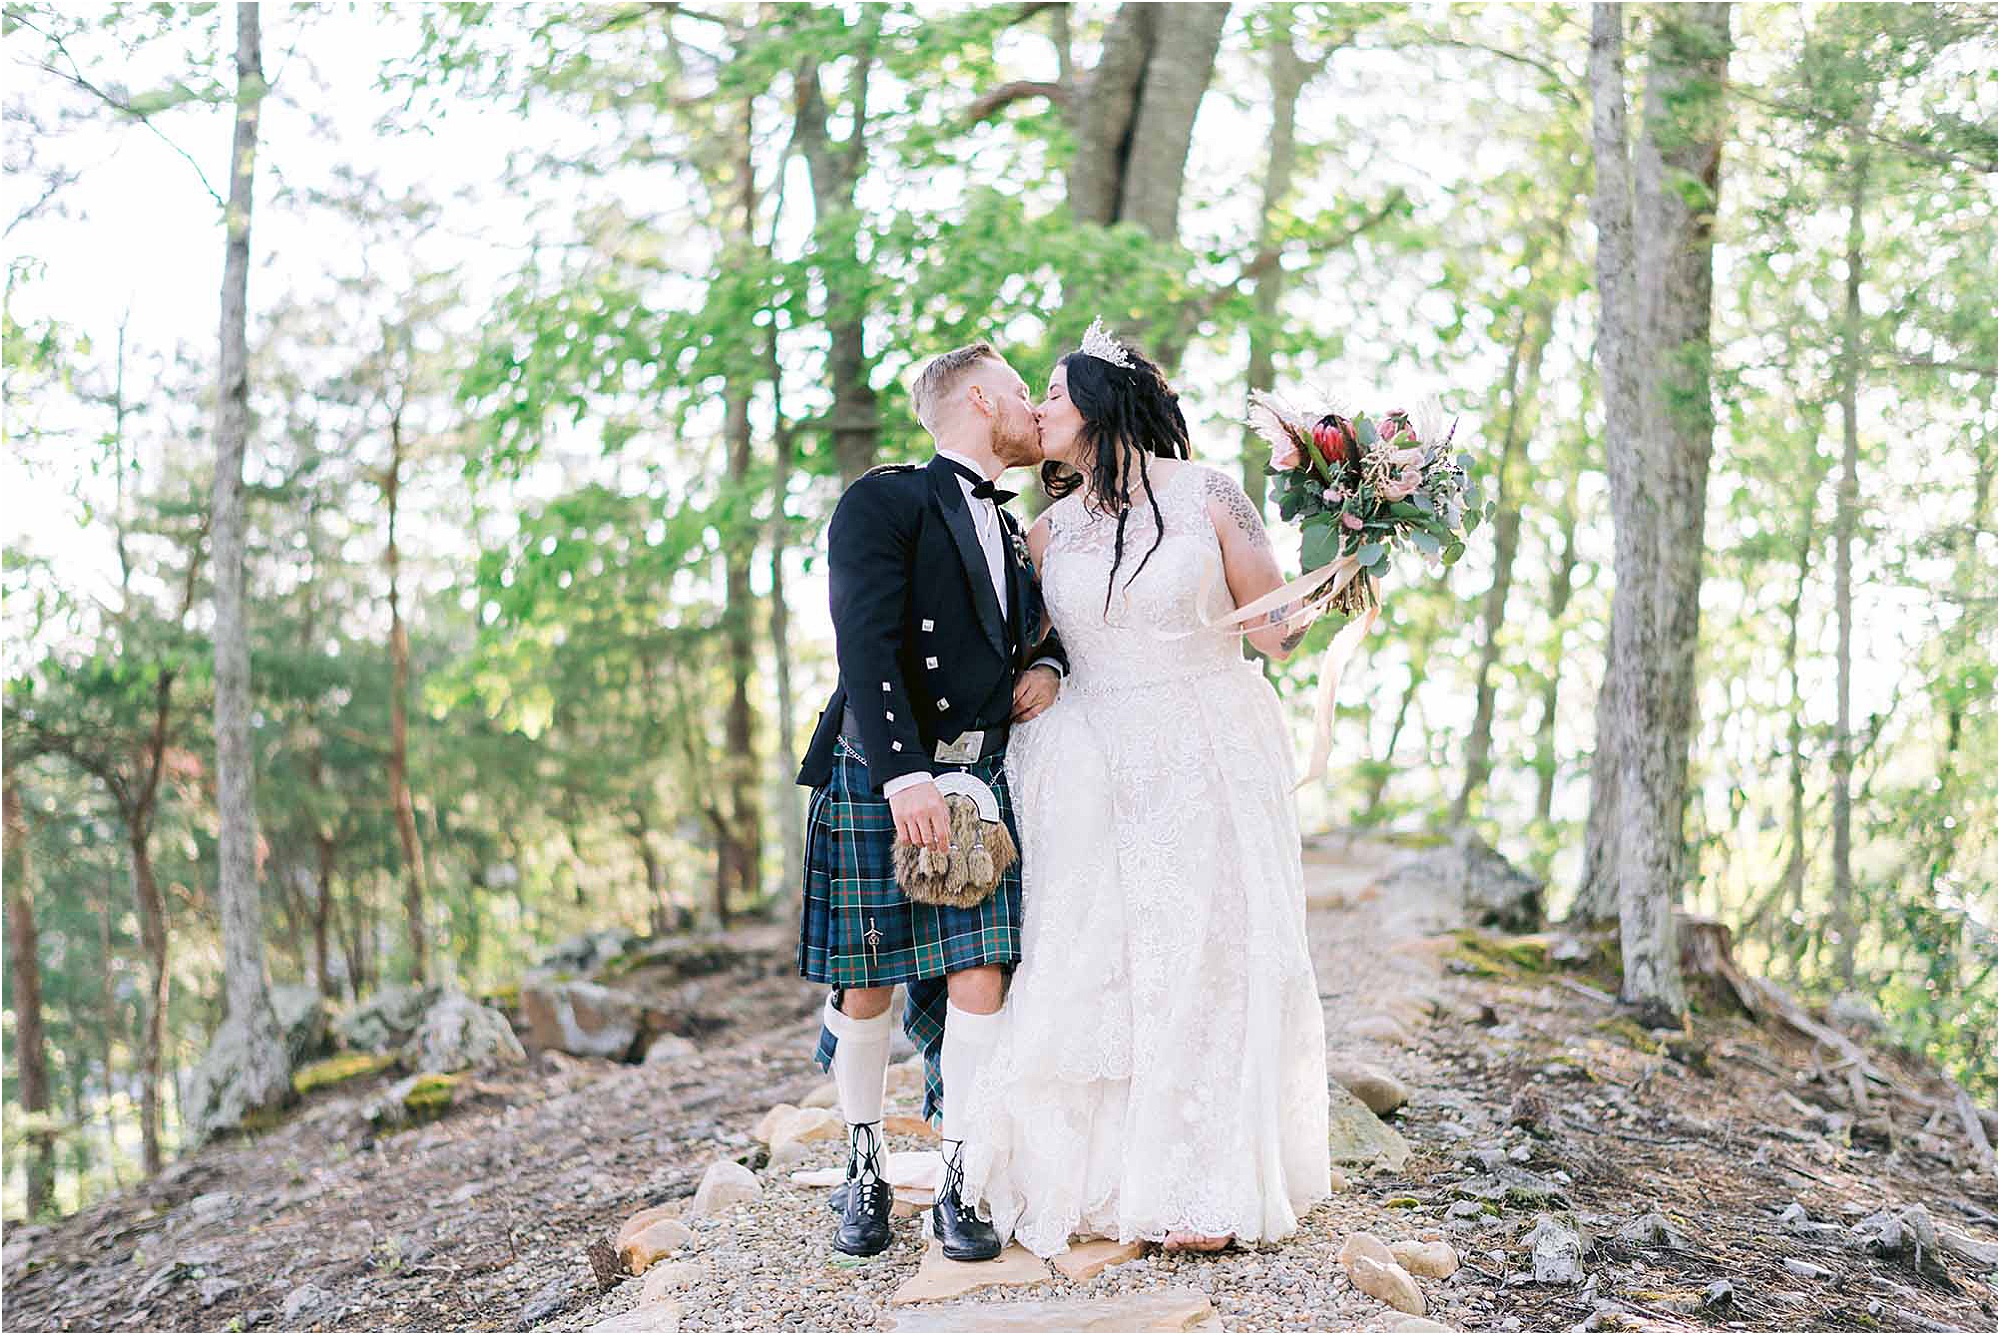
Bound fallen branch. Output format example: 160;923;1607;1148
1956;1086;1996;1175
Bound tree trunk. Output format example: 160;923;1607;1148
5;776;55;1216
721;382;760;923
1771;483;1817;975
384;408;430;983
1240;23;1310;507
768;339;804;908
209;0;291;1119
1454;306;1550;822
1829;118;1869;987
1583;1;1731;1021
795;40;880;485
129;822;169;1175
96;897;123;1188
1533;479;1580;825
312;829;337;998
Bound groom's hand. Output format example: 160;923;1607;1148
889;779;952;852
1011;666;1061;724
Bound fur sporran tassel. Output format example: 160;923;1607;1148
892;793;1017;908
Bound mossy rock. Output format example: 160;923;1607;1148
401;1072;461;1118
1593;1016;1667;1055
1445;929;1553;978
293;1051;397;1096
480;982;521;1013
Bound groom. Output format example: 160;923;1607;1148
797;341;1063;1260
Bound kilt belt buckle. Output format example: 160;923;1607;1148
934;729;984;764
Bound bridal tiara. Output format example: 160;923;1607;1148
1078;317;1134;371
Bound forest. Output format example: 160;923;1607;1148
2;0;1994;1234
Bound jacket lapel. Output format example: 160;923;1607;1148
928;457;1008;657
1002;511;1031;661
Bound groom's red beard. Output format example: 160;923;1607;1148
994;416;1043;468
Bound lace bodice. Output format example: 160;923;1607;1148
1040;464;1253;693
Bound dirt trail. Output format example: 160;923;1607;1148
4;836;1993;1332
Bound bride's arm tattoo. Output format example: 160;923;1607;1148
1205;471;1273;553
1267;605;1310;655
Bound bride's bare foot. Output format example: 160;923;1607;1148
1162;1232;1234;1253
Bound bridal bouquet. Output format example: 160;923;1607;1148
1247;392;1490;616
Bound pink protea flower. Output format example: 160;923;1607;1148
1383;468;1422;502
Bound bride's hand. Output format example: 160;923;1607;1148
1011;666;1060;724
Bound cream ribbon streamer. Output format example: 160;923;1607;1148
1145;553;1381;790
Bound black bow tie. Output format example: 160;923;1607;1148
970;479;1018;505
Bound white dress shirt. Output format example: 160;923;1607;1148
880;452;1056;799
935;448;1009;616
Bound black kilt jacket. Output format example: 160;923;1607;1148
797;454;1065;794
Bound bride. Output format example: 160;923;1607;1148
961;322;1332;1256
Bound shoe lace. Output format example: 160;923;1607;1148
848;1121;887;1198
939;1139;967;1205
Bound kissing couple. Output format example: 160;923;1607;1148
796;321;1332;1263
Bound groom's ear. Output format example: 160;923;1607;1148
965;383;994;420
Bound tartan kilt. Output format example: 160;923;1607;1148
798;735;1023;988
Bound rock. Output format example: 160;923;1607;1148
1446;1200;1489;1220
1383;827;1545;931
754;1104;802;1144
1329;1082;1413;1172
190;1190;239;1222
1348;1015;1410;1044
1332;1062;1411;1117
1052;1238;1147;1282
183;1013;297;1145
615;1204;683;1251
336;984;435;1053
1337;1232;1398;1270
767;1139;813;1171
1782;1257;1833;1281
1940;1226;1998;1270
537;927;643;977
800;1081;839;1108
883;1290;1217;1331
270;984;331;1065
1391;1239;1460;1279
519;1276;576;1328
1523;1215;1585;1284
1702;1280;1733;1310
1850;1204;1948;1276
1346;1256;1426;1316
588;1301;681;1333
588;1301;682;1332
401;989;526;1073
771;1107;844;1150
364;1071;462;1127
620;1219;695;1273
885;1054;925;1095
199;1277;243;1308
890;1242;1053;1304
1455;1167;1565;1209
687;1159;762;1216
1384;1319;1456;1333
1777;1201;1839;1237
283;1283;334;1325
1614;1212;1687;1249
640;1261;702;1302
885;1112;940;1141
519;975;662;1061
643;1034;696;1065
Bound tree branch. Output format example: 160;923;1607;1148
966;79;1071;125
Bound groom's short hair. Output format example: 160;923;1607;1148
911;341;999;436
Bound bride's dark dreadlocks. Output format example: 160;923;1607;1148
1040;341;1191;616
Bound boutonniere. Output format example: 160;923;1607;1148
1008;527;1032;570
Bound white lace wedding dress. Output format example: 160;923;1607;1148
961;462;1331;1257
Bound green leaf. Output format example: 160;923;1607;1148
1356;542;1384;567
1411;530;1442;557
1442;541;1466;565
1355;417;1379;447
1300;521;1340;570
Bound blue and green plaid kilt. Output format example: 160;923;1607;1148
799;735;1022;1123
